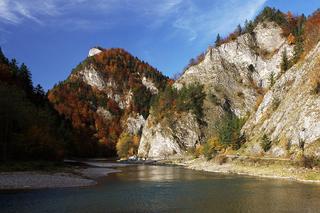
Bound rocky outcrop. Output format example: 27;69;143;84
78;65;105;90
142;77;159;94
96;107;113;121
125;113;146;135
138;112;201;159
88;48;102;57
175;22;293;118
242;42;320;158
138;21;294;159
138;20;320;160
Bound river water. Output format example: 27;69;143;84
1;164;320;213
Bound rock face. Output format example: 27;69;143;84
125;113;146;135
139;21;294;159
138;20;320;160
88;48;102;57
175;22;293;118
242;42;320;158
79;65;105;90
138;112;201;159
142;77;159;94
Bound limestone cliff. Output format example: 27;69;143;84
138;112;201;159
138;21;294;159
242;42;320;158
175;22;293;118
139;18;320;160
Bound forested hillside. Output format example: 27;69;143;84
0;49;74;161
48;48;169;157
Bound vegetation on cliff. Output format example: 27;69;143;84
49;48;169;157
150;83;206;123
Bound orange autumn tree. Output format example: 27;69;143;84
304;10;320;56
49;48;169;157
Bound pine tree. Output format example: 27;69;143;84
215;34;221;47
10;59;19;76
34;84;45;97
292;15;306;63
237;24;242;35
244;20;255;34
0;47;9;64
281;49;289;72
269;72;275;87
18;63;33;93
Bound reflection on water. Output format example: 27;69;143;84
1;165;320;213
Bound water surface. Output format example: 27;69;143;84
1;165;320;213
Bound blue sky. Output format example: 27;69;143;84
0;0;320;90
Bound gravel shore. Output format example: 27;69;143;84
0;161;126;190
0;172;95;190
164;156;320;184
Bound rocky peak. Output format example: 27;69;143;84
49;48;169;155
88;47;103;57
175;21;293;118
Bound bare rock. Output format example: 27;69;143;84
88;48;102;57
138;112;201;159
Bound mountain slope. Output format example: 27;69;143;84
48;48;169;157
0;49;73;161
242;41;320;158
138;7;320;161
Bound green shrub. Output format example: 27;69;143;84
215;155;228;165
260;134;272;152
202;143;214;160
272;98;281;111
151;83;205;122
281;49;290;72
216;114;245;150
298;155;320;169
269;72;276;87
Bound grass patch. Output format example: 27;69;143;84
303;172;320;181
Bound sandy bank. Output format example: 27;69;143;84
0;172;95;190
0;161;126;190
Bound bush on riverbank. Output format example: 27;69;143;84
116;133;140;159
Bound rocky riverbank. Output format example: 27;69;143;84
158;155;320;184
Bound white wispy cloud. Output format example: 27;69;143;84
0;0;267;40
0;0;61;24
0;0;20;24
169;0;267;41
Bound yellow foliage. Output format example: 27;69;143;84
287;33;296;45
193;144;203;158
309;65;320;94
116;133;140;159
255;95;264;111
207;136;224;152
132;135;140;147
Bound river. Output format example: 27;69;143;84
1;164;320;213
